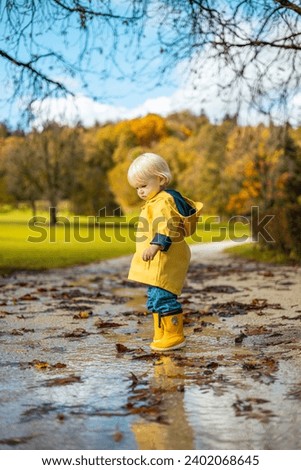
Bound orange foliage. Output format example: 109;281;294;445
129;114;168;147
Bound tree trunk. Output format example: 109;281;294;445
30;200;37;218
49;206;57;226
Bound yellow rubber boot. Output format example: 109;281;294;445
150;313;186;351
152;313;164;342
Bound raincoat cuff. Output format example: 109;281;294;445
150;233;172;252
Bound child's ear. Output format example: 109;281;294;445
159;175;167;187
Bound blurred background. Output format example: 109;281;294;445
1;0;301;270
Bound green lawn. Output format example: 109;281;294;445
0;221;136;271
225;242;299;264
0;209;250;271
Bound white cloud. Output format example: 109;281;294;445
30;85;248;129
31;48;301;128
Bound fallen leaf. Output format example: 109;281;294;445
235;332;247;344
206;361;219;369
63;328;90;338
0;310;12;316
29;360;67;370
287;386;301;400
18;294;39;301
11;329;24;336
73;310;93;319
129;372;139;386
52;363;67;369
243;326;272;335
262;271;274;277
113;430;123;442
232;396;275;422
0;436;34;445
202;285;240;293
32;360;50;369
95;319;124;329
44;375;82;387
116;343;131;353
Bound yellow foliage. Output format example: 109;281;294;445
129;114;168;146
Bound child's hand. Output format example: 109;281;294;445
142;244;162;261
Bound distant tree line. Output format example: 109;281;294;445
0;112;301;257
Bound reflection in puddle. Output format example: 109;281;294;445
131;356;195;450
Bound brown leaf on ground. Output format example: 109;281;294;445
201;285;240;293
116;343;131;353
52;363;67;369
18;294;39;301
129;372;139;384
242;356;278;378
63;328;90;338
95;319;124;329
232;397;275;422
73;310;93;319
208;298;283;317
11;328;34;335
31;360;50;369
132;353;159;361
287;384;301;400
243;326;272;335
44;375;82;387
0;310;12;315
52;289;85;300
116;343;145;356
0;436;34;445
262;271;274;277
29;360;67;370
113;430;123;442
251;298;283;309
235;332;247;343
281;314;301;321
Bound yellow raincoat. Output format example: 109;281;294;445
128;190;203;295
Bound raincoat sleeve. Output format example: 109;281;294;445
149;197;183;252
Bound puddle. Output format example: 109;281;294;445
0;246;301;449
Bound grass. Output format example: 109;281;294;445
0;209;250;271
225;242;300;264
0;221;136;271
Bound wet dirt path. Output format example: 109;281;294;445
0;241;300;450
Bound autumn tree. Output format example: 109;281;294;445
72;125;119;215
226;125;285;215
108;114;169;211
0;125;15;205
264;125;301;256
34;123;84;224
2;135;43;214
2;123;84;223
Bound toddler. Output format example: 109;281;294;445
127;153;203;351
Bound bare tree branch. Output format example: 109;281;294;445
0;0;301;123
274;0;301;16
0;49;70;92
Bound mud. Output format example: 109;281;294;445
0;241;300;450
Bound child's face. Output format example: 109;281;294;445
135;176;164;201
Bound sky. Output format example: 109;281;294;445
0;2;300;130
0;52;280;130
26;56;301;130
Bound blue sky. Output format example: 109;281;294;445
1;3;300;130
0;2;184;128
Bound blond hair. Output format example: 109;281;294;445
127;153;172;187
